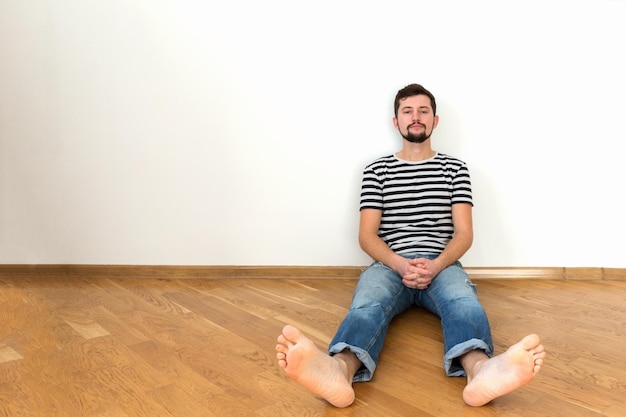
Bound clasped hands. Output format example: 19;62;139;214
398;258;442;290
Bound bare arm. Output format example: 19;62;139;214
358;208;415;277
434;203;473;267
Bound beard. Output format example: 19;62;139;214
401;123;431;144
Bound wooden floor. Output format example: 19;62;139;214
1;276;625;417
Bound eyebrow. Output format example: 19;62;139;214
401;106;431;111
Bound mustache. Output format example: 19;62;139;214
409;123;426;129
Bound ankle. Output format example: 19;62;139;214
334;351;361;381
461;350;489;380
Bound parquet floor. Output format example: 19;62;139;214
1;276;625;416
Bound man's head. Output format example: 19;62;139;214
393;84;439;144
394;84;437;118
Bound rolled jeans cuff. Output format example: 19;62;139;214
444;338;493;376
329;342;376;382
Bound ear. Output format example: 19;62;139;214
392;116;399;130
433;115;439;129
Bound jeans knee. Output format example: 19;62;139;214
350;299;385;313
347;300;392;328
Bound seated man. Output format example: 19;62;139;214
275;83;546;408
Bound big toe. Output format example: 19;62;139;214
520;334;541;350
282;324;302;342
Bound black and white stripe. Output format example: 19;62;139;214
360;153;473;255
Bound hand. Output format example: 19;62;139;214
401;258;442;290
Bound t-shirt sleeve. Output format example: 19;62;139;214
359;165;384;211
451;162;473;206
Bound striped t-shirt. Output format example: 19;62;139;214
359;152;473;255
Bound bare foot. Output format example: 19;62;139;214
463;334;546;406
275;325;355;408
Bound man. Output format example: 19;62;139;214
275;84;546;408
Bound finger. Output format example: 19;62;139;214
415;268;431;277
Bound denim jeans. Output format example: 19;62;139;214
328;253;494;382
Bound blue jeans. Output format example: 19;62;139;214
328;253;494;382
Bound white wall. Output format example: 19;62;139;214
1;0;624;267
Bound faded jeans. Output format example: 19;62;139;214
328;253;494;382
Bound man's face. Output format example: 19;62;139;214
393;95;439;144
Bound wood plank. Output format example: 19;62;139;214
1;276;626;416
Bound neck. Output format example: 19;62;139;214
397;141;435;161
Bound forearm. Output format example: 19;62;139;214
359;233;406;273
432;231;473;272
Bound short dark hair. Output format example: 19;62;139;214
394;84;437;117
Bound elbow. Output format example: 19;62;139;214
454;229;473;251
464;230;474;250
358;233;367;252
358;230;375;253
